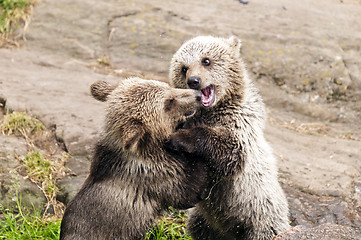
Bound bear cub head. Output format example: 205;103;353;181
170;36;248;108
91;77;201;155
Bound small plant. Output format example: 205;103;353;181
22;151;57;197
0;0;36;44
0;111;45;136
0;190;61;240
144;208;192;240
20;151;68;217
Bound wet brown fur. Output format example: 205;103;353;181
168;36;290;240
60;78;208;240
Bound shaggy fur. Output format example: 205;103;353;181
167;36;290;240
60;78;208;240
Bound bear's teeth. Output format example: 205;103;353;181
201;85;215;107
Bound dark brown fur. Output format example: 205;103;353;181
60;78;208;240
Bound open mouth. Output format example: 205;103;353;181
201;85;215;107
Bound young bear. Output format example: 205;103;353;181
60;78;208;240
167;36;290;240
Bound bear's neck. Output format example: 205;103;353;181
89;137;170;182
138;142;167;162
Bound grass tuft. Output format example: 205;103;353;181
22;151;57;198
20;151;68;217
0;0;36;46
0;111;45;136
144;208;192;240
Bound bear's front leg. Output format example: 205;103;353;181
166;126;245;176
165;127;209;155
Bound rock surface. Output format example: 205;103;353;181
0;135;46;210
273;224;360;240
0;0;360;235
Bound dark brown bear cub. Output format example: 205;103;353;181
60;78;208;240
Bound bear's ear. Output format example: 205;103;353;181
90;80;118;102
227;36;242;53
123;119;147;153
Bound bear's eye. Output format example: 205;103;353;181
181;66;188;75
201;58;211;66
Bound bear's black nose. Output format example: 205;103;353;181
187;76;201;90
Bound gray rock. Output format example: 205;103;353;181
0;135;46;211
57;155;90;204
273;224;361;240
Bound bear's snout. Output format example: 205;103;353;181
188;76;201;90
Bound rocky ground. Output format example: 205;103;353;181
0;0;360;237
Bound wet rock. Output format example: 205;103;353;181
0;49;111;157
283;184;361;234
268;124;361;200
107;7;195;74
273;224;360;240
57;155;90;204
0;135;46;211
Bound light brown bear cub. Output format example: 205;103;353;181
167;36;290;240
60;78;208;240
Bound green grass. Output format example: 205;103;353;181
144;208;192;240
20;151;68;218
0;201;190;240
0;192;61;240
0;111;45;136
0;0;35;39
22;151;58;199
0;152;65;239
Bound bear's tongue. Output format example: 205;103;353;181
201;85;215;107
